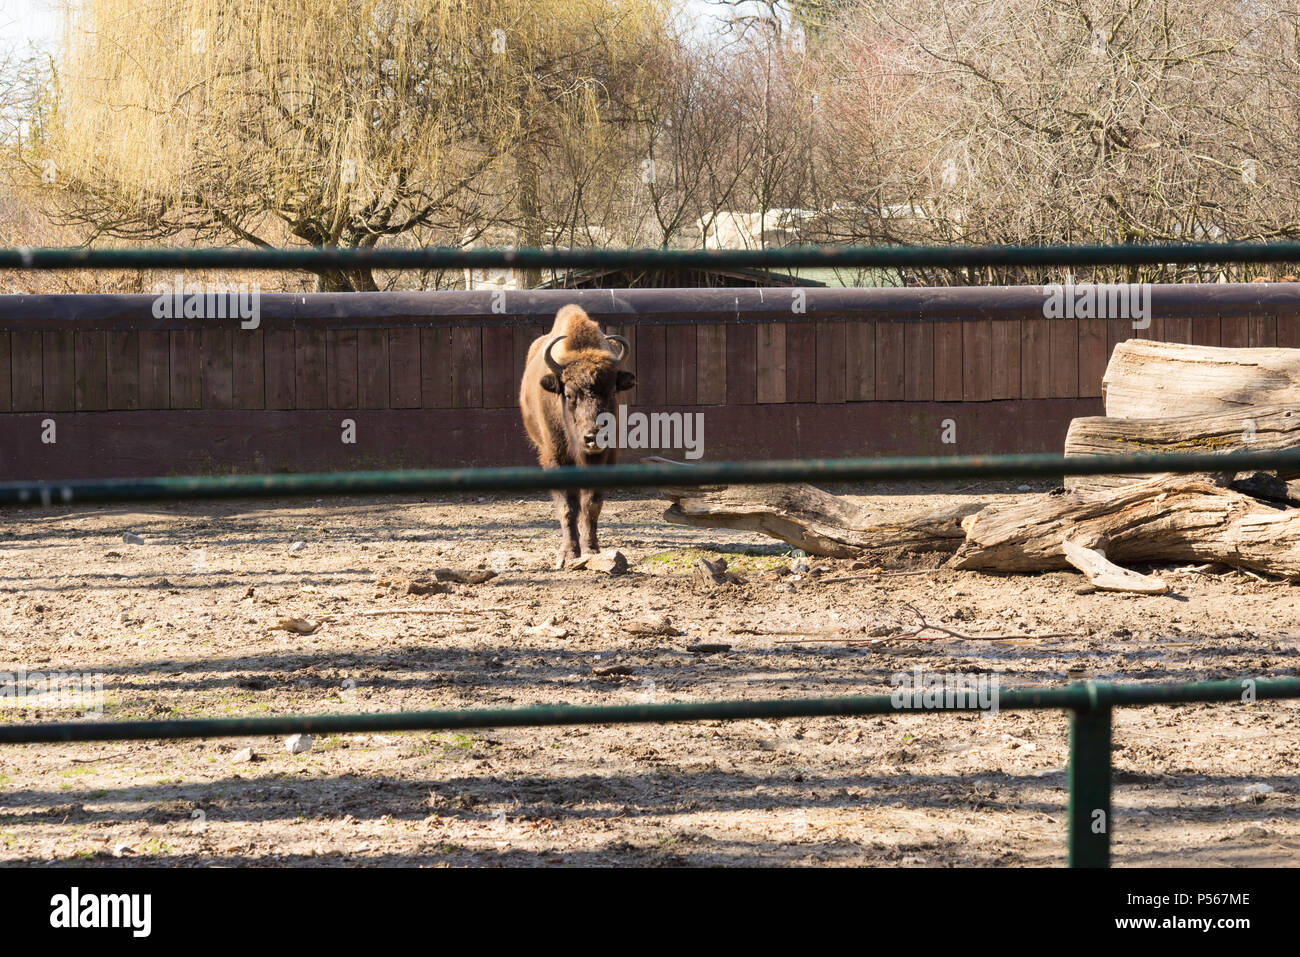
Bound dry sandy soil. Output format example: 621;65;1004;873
0;481;1297;867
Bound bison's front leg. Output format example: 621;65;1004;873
551;489;582;569
578;488;604;555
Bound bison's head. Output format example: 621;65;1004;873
540;335;636;455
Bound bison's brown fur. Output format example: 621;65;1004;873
519;304;635;567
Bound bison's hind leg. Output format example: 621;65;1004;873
551;489;582;569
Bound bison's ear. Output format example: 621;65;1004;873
540;373;562;395
616;370;636;392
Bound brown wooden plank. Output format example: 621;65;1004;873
358;328;390;409
390;327;424;409
960;319;992;402
1249;313;1277;348
845;320;875;401
875;320;906;400
1277;313;1300;349
325;330;356;410
697;324;727;405
138;331;170;409
74;331;108;411
0;332;10;413
479;326;515;409
1220;314;1251;348
933;321;964;402
1156;316;1192;345
785;321;816;403
421;327;453;408
990;319;1020;400
200;327;234;410
635;324;666;406
725;323;756;405
1077;318;1107;399
168;331;201;410
10;332;39;411
1190;316;1220;347
903;321;933;401
755;323;786;404
233;329;265;410
1021;318;1051;399
295;327;328;409
665;324;697;405
451;325;483;408
106;331;140;410
264;328;296;410
815;321;846;404
1049;318;1079;398
42;331;75;412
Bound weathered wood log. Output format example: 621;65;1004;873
1063;404;1300;495
1103;340;1300;417
661;482;975;559
950;475;1300;580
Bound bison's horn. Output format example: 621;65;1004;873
606;334;629;363
544;335;567;376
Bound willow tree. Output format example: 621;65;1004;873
33;0;670;289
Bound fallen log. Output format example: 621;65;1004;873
1063;404;1300;495
661;482;974;559
950;475;1300;580
1103;340;1300;417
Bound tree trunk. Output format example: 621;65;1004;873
1063;404;1300;495
1103;339;1300;417
950;476;1300;580
661;482;979;559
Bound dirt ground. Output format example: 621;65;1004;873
0;480;1297;867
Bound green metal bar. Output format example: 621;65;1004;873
5;240;1300;272
1068;699;1114;868
4;448;1300;505
1;678;1295;744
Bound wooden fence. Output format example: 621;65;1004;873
0;285;1295;480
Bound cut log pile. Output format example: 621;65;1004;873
659;341;1300;590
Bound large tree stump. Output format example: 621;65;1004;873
1063;404;1300;495
1103;340;1300;417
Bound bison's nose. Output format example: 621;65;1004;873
583;431;600;449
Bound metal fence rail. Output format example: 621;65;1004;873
4;447;1300;505
3;678;1298;867
5;239;1300;272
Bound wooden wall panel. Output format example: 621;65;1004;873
106;331;140;411
785;321;816;403
168;331;201;410
815;321;846;404
696;324;727;405
0;333;12;413
1021;318;1051;399
11;332;40;412
358;328;390;410
326;330;357;410
961;319;992;402
875;321;906;401
421;327;454;409
635;324;666;406
1049;318;1079;398
1077;318;1107;399
200;328;234;410
725;323;756;405
74;331;108;411
390;327;424;409
295;327;328;409
1220;314;1251;348
264;329;296;410
903;322;933;401
845;321;874;401
139;331;170;409
933;322;964;402
43;331;75;413
451;326;483;408
990;319;1020;400
755;323;786;404
665;324;697;405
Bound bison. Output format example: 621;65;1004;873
519;304;635;567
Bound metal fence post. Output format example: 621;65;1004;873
1067;684;1113;868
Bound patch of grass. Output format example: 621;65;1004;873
642;545;789;572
